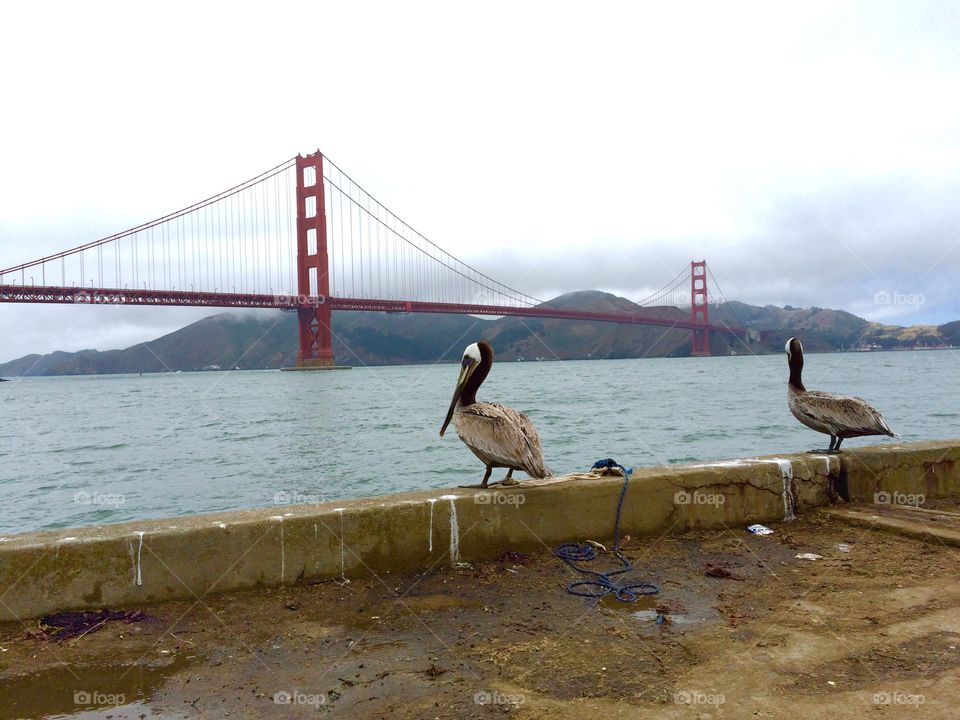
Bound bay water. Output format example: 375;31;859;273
1;350;958;535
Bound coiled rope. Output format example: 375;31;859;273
554;459;660;602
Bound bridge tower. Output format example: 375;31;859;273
294;151;337;368
690;260;710;357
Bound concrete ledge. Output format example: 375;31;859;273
825;506;960;547
1;439;958;622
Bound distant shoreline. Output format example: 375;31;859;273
3;344;959;379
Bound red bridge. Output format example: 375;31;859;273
0;151;741;364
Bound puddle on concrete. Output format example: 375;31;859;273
599;594;659;612
0;653;197;720
631;609;699;624
599;590;719;627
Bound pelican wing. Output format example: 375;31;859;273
795;390;895;438
454;401;552;478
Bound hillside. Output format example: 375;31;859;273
713;302;957;351
1;291;956;376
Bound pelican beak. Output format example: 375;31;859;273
440;357;477;437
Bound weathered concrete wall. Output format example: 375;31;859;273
1;440;957;622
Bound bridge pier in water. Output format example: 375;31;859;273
290;151;349;370
690;260;711;357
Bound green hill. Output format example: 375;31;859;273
0;292;956;376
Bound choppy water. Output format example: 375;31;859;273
1;350;959;534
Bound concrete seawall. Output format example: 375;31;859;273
1;439;958;622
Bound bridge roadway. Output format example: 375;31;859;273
0;284;743;336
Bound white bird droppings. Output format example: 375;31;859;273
134;531;145;586
764;459;796;521
444;497;460;564
427;498;437;553
811;454;838;476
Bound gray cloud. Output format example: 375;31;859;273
471;175;960;326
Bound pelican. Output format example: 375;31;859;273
440;341;552;488
785;337;896;452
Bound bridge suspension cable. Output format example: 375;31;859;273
0;159;300;298
320;156;543;308
632;266;691;309
2;154;550;310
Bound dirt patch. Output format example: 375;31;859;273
2;508;959;718
787;631;960;693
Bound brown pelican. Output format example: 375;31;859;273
785;337;896;452
440;341;552;488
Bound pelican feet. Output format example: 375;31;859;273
458;480;506;489
458;467;522;489
459;466;497;489
805;436;844;454
499;468;520;486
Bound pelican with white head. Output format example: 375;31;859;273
440;341;552;488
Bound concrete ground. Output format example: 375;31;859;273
2;501;960;719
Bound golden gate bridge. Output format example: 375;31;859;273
0;151;742;363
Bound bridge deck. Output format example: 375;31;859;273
0;284;743;334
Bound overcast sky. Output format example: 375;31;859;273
1;1;958;363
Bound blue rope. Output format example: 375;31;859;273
554;458;660;603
